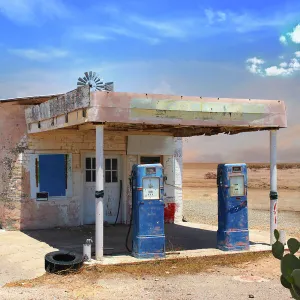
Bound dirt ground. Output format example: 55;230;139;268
0;163;299;299
0;253;294;300
182;163;300;238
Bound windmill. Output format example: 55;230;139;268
77;71;114;92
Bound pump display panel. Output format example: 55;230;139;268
230;175;245;197
142;177;160;200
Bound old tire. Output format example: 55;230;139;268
45;250;83;274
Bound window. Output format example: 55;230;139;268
86;157;96;182
30;154;72;199
105;158;118;183
140;156;161;164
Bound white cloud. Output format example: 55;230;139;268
245;57;264;74
295;51;300;58
204;9;227;24
246;57;265;65
0;0;69;24
71;26;160;45
74;32;113;42
279;35;287;45
9;48;68;61
289;58;300;70
129;16;191;38
247;55;300;77
265;66;292;76
279;62;288;68
287;24;300;43
95;6;298;42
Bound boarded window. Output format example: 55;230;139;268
39;154;67;197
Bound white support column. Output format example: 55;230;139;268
270;130;278;245
95;125;104;260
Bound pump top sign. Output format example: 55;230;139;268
143;177;160;200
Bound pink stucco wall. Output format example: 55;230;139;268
0;102;29;229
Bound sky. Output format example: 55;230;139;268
0;0;299;163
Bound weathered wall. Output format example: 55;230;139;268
22;130;126;230
0;102;29;230
0;100;127;230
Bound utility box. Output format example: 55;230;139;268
217;163;249;251
131;163;165;258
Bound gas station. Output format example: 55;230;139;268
0;85;287;262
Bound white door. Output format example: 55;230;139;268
83;154;122;225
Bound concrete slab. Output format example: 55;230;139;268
0;231;57;286
0;222;286;286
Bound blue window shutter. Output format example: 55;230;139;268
39;154;66;197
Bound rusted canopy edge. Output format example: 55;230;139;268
0;94;62;104
94;122;281;137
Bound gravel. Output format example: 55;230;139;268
183;199;300;238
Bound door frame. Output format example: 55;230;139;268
81;151;125;225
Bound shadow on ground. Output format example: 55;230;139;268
23;224;218;256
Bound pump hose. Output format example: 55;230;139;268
125;171;134;253
114;180;122;226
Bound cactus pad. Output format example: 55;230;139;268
272;240;285;260
288;239;300;255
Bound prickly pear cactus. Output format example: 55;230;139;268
272;229;300;299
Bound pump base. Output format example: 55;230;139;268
217;230;249;251
132;235;165;259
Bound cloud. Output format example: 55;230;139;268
247;25;300;77
0;0;69;24
279;62;288;68
9;48;68;61
93;5;299;43
265;66;292;76
129;16;191;38
279;35;287;45
247;55;300;77
287;24;300;44
71;26;160;45
72;32;113;42
204;9;227;24
246;57;265;74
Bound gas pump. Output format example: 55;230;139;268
130;163;165;258
217;163;249;251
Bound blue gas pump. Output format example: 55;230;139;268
217;163;249;251
130;163;165;258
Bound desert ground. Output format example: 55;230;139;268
0;253;293;299
182;163;300;238
0;163;299;299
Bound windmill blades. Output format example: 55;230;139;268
89;71;93;80
77;77;87;85
104;82;114;91
84;72;90;81
95;83;104;90
94;79;104;86
94;78;103;85
92;72;97;80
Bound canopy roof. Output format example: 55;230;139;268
19;86;287;137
